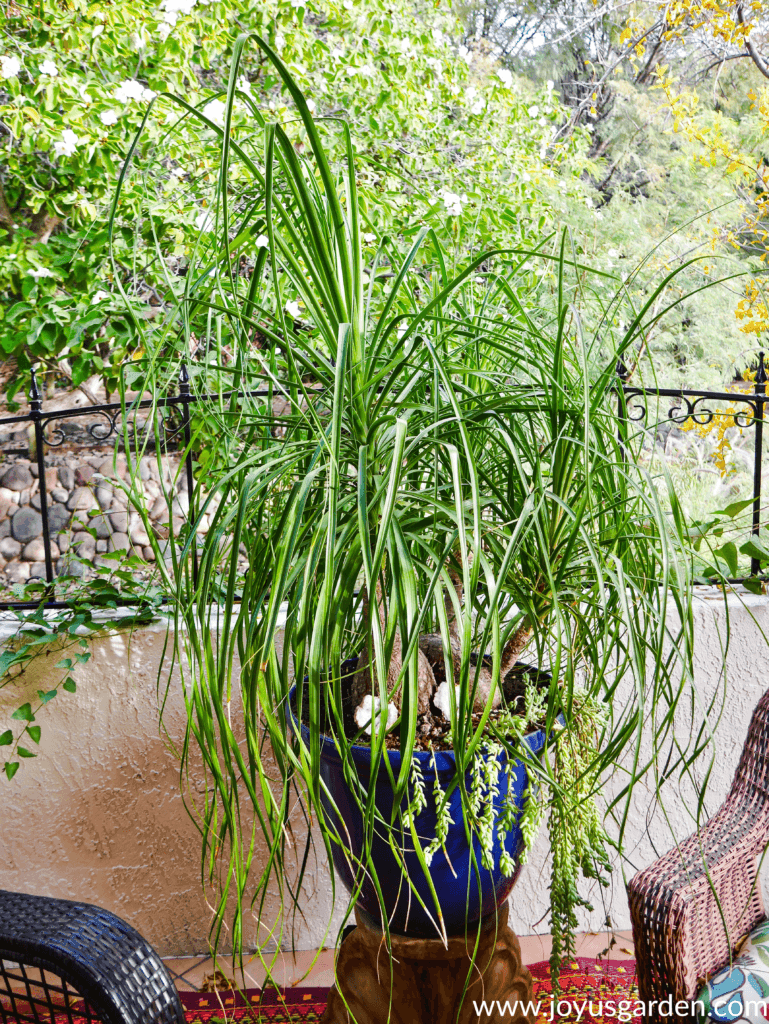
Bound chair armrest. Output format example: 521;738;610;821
627;795;769;1012
0;889;184;1024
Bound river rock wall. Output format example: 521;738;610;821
0;452;189;585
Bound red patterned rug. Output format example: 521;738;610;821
529;958;638;1022
1;958;637;1022
178;986;328;1022
174;958;637;1023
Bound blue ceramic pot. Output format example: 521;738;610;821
288;674;551;938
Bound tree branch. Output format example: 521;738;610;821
698;51;755;78
737;2;769;80
0;178;14;237
29;209;62;245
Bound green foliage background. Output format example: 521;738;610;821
4;0;769;525
0;0;595;397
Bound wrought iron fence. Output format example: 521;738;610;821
0;365;269;610
0;356;767;611
617;350;768;579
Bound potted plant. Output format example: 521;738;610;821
128;37;702;1013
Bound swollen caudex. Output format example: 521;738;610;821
350;572;533;741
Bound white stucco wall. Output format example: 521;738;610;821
0;589;767;954
510;589;769;938
0;611;349;956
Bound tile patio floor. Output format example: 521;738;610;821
161;930;635;993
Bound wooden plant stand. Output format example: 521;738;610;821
321;902;534;1024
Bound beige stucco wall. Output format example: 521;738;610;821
513;589;769;939
0;614;349;956
1;589;768;954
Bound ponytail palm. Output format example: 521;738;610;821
126;37;705;988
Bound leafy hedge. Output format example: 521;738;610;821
0;0;592;398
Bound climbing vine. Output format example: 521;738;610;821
0;564;162;780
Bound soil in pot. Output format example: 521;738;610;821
292;657;552;752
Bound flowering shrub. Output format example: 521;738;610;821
0;0;589;397
0;0;238;395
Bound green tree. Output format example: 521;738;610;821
1;0;594;398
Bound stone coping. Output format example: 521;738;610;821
0;584;757;643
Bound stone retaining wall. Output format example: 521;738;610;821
0;452;189;585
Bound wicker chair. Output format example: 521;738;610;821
0;889;185;1024
627;686;769;1024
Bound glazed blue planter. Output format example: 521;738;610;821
289;681;551;938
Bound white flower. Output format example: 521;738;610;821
158;23;173;40
39;60;58;77
342;0;353;8
0;55;21;80
362;232;376;243
497;68;513;89
27;267;54;280
348;63;376;78
424;89;434;104
114;79;154;104
527;104;539;118
439;188;468;217
255;234;269;248
90;289;110;303
449;83;461;97
585;197;594;208
114;79;145;103
195;210;214;231
607;248;619;259
92;24;105;39
306;98;316;113
237;76;252;95
202;98;227;126
99;110;119;126
458;44;472;64
285;300;301;318
465;86;477;101
434;681;461;722
53;129;79;157
470;96;486;115
425;57;442;73
275;31;287;50
161;0;197;15
290;0;304;7
546;78;554;90
354;695;398;736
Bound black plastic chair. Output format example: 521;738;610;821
0;890;185;1024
